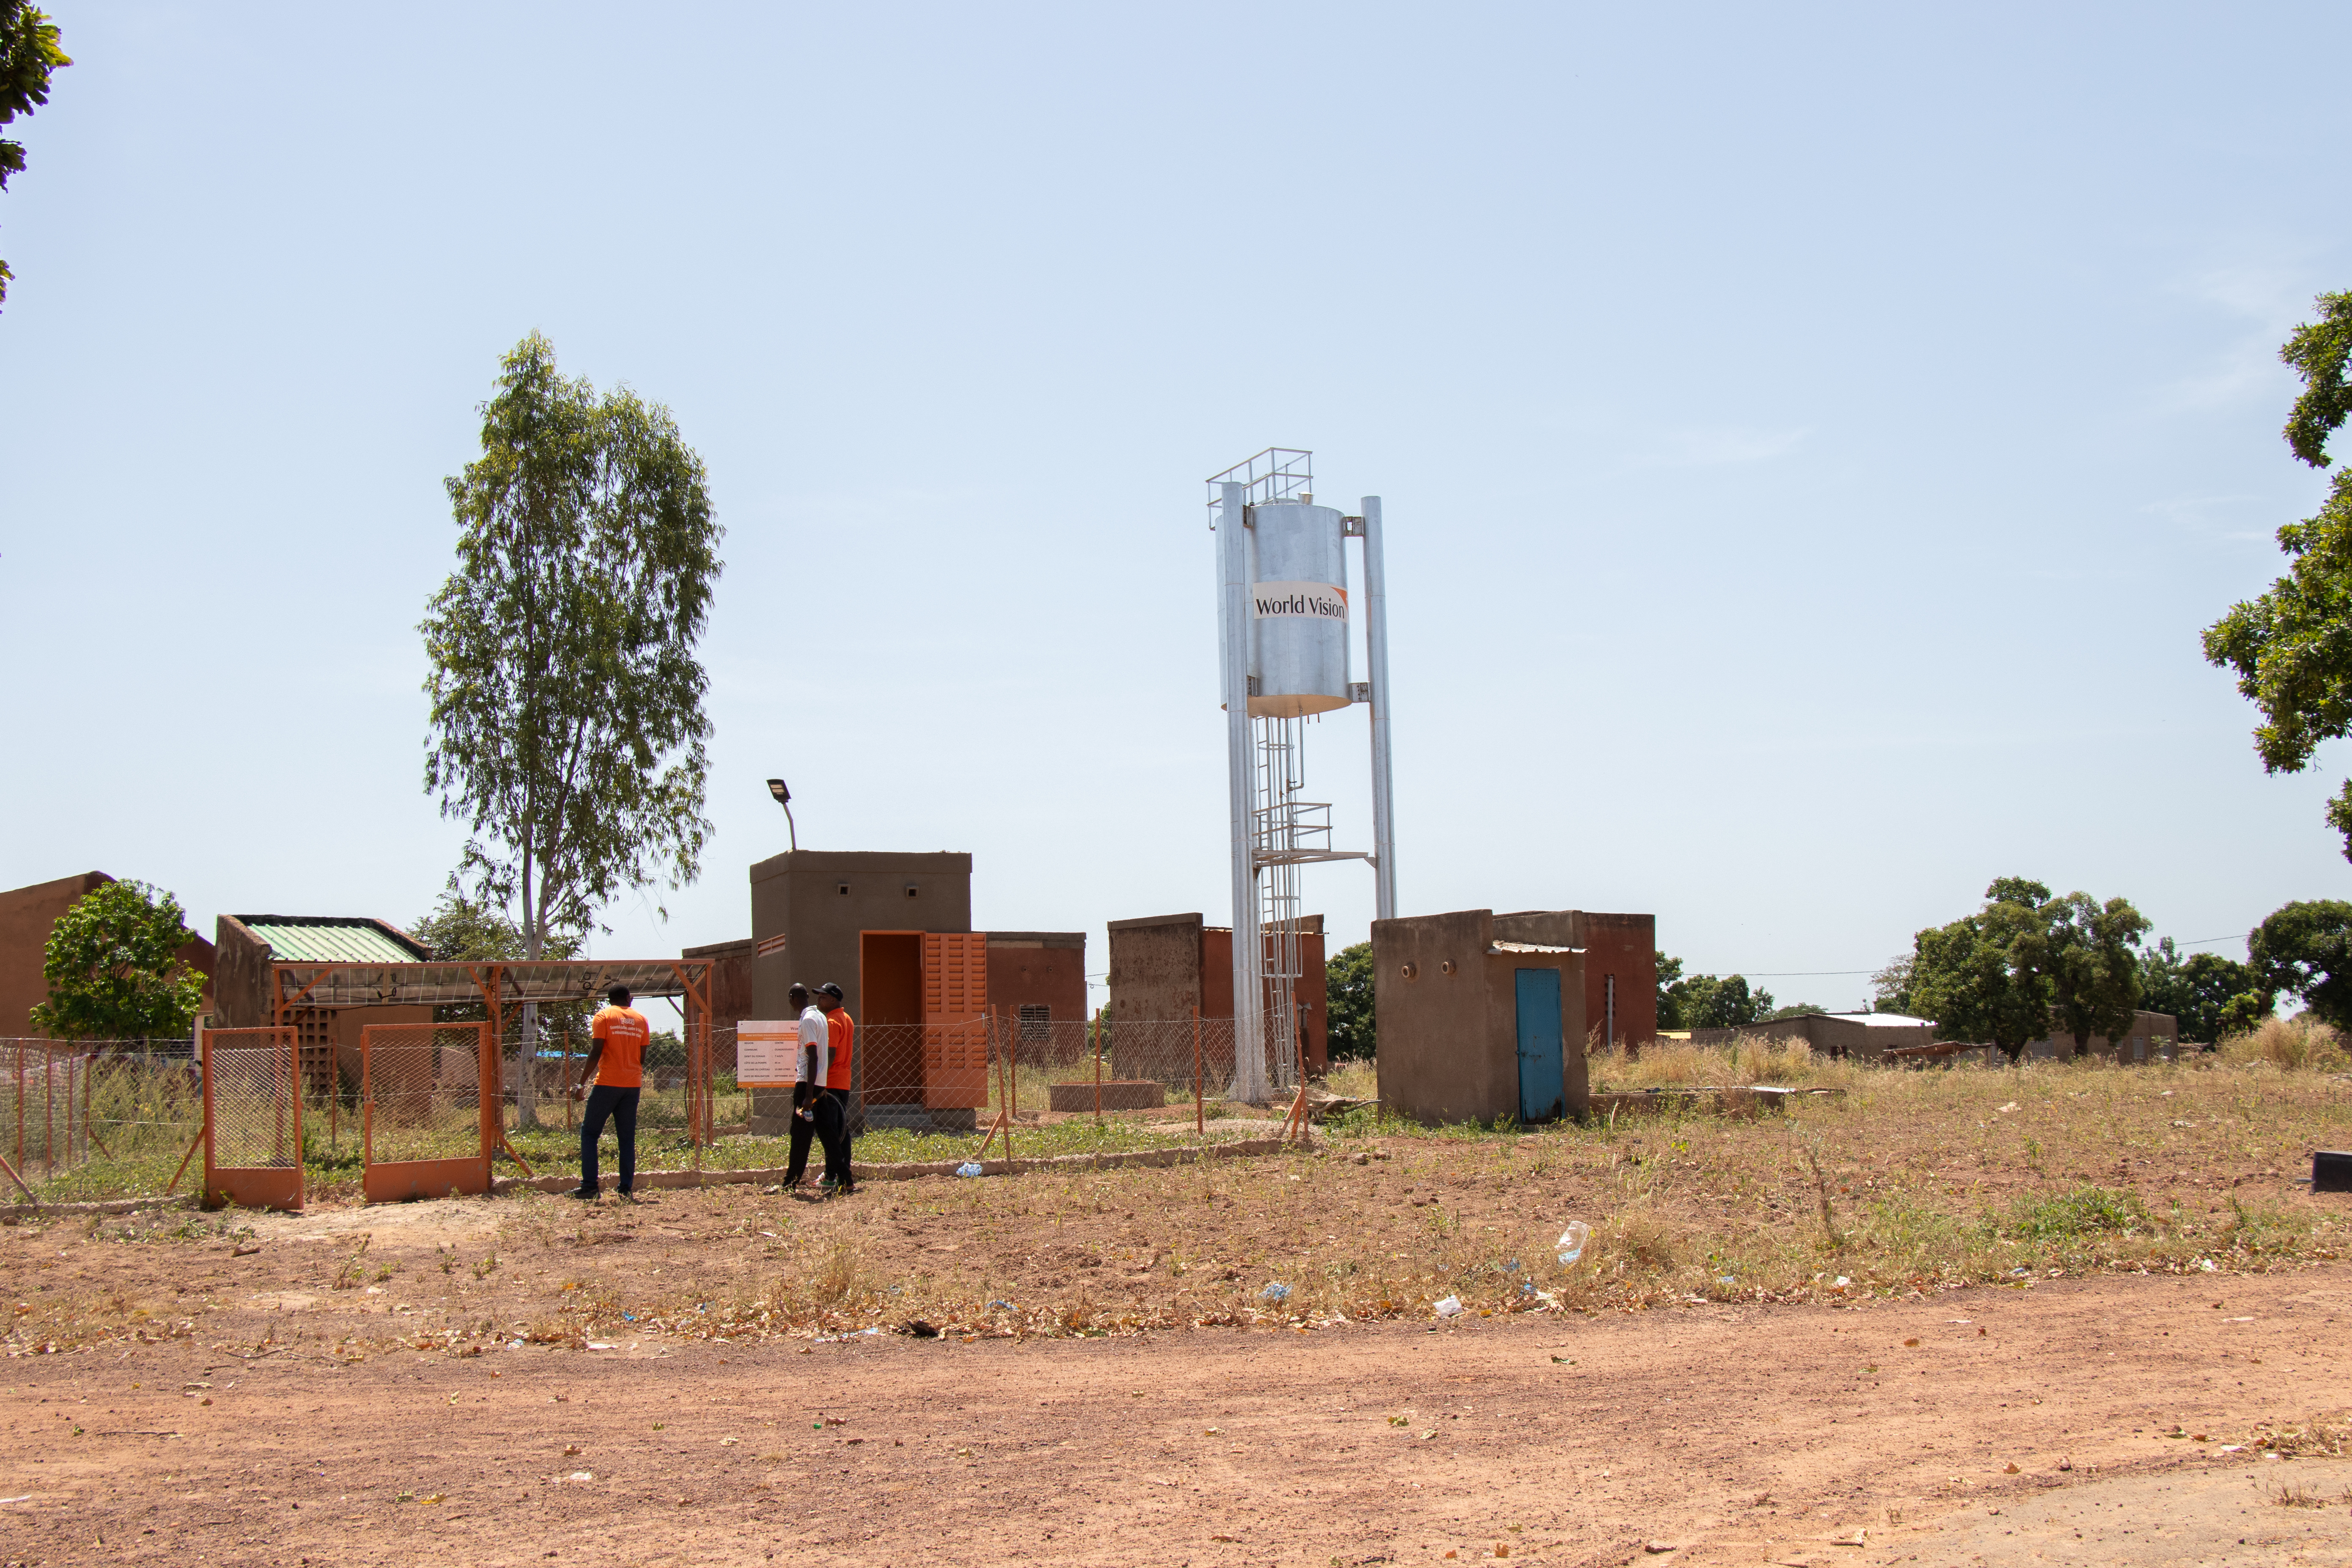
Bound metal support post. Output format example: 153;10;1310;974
1219;480;1269;1101
1361;494;1397;923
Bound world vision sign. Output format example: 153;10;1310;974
1251;581;1349;622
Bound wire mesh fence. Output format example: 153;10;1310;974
0;1011;1290;1205
0;1037;205;1205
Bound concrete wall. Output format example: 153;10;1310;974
746;849;972;1127
1581;912;1656;1048
1106;914;1203;1026
1;872;213;1038
747;850;974;1024
987;931;1088;1034
213;916;275;1030
1372;909;1588;1125
2028;1010;2182;1062
1108;913;1330;1073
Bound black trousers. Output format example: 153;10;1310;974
579;1085;640;1193
815;1088;853;1189
785;1082;818;1185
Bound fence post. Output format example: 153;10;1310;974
45;1047;55;1176
1092;1008;1102;1123
1194;1006;1203;1137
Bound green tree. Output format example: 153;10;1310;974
2137;937;2271;1043
1870;953;1916;1014
2040;891;2150;1052
1763;1001;1830;1021
1324;942;1375;1062
2203;291;2352;857
0;3;69;312
1908;879;2052;1061
1668;972;1774;1030
2248;899;2352;1030
421;331;722;1125
27;880;203;1041
1653;951;1685;1028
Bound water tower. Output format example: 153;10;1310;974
1208;449;1395;1101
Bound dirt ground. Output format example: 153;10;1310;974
5;1191;2352;1566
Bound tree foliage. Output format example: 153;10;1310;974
0;3;69;311
1652;951;1684;1027
1907;879;2054;1061
1324;942;1374;1062
2204;291;2352;857
1905;877;2154;1058
2137;937;2270;1044
1667;971;1774;1030
1870;953;1915;1013
2249;899;2352;1031
28;880;202;1041
421;330;722;958
2041;891;2150;1050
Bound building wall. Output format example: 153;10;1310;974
986;931;1088;1030
747;850;974;1024
213;916;275;1029
2;872;214;1038
1109;913;1329;1074
1106;914;1205;1026
1371;909;1589;1125
2030;1010;2182;1062
746;849;972;1125
1580;912;1656;1048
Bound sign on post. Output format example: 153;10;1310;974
735;1021;799;1089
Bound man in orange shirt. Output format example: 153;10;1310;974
573;984;650;1201
815;981;857;1195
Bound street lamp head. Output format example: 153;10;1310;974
767;778;790;806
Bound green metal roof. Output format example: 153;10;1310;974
236;917;431;965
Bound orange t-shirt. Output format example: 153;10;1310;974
824;1009;855;1090
590;1005;650;1088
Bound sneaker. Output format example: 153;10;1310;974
568;1187;597;1201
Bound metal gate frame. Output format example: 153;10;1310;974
202;1026;303;1212
361;1021;495;1203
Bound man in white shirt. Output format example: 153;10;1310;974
782;982;829;1190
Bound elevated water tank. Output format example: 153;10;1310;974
1247;500;1350;717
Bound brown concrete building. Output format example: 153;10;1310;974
987;931;1090;1045
212;914;434;1092
1105;911;1329;1074
1687;1011;1940;1057
1370;908;1588;1125
0;871;214;1038
1567;911;1656;1048
2025;1010;2181;1063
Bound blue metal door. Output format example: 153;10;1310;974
1515;968;1565;1123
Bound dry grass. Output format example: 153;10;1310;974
2221;1015;2349;1071
5;1055;2347;1357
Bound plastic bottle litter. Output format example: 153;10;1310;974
1260;1282;1291;1302
956;1162;985;1177
1556;1221;1591;1266
1433;1296;1466;1318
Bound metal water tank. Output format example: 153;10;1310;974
1247;499;1350;717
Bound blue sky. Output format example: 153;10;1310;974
2;3;2345;1011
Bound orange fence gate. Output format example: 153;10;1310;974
361;1022;496;1203
202;1026;303;1212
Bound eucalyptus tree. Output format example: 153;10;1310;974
421;332;722;1125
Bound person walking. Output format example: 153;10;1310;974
782;982;829;1190
815;981;857;1195
574;984;650;1201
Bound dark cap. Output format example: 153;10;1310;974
818;982;844;1000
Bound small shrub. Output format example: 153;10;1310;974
2220;1016;2346;1071
2001;1186;2148;1241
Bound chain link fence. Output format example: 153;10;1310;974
0;1037;204;1205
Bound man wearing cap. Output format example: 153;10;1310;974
814;982;857;1195
573;984;649;1201
781;982;829;1190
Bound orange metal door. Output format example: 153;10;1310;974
359;1022;495;1203
202;1027;305;1212
921;933;990;1109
